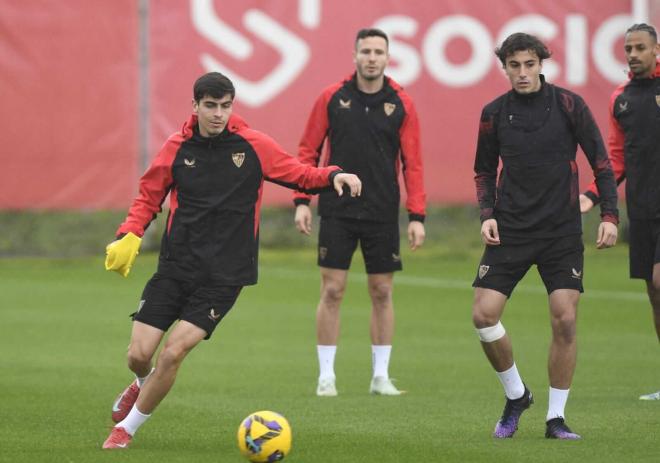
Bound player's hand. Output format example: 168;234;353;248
105;232;142;277
481;219;500;246
579;194;594;214
408;221;425;251
333;173;362;197
294;204;313;236
596;221;617;249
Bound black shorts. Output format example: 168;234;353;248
472;235;584;298
317;217;402;274
628;219;660;280
132;274;242;339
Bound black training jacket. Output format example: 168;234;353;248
293;73;426;223
117;114;341;285
474;76;619;240
585;59;660;220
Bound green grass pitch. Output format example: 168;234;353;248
1;244;657;462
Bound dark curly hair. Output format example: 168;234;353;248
495;33;552;66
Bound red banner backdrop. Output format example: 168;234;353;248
0;0;139;209
0;0;652;209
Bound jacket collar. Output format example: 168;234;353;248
181;113;249;139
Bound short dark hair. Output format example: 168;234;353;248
193;72;235;102
355;28;389;48
495;33;552;66
626;23;658;42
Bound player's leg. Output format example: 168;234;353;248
648;253;660;342
366;272;401;394
111;322;164;423
110;275;184;424
545;289;581;438
639;241;660;400
315;217;356;396
628;219;660;400
136;320;207;414
103;321;206;449
538;235;582;439
472;244;533;438
359;220;402;395
316;267;348;396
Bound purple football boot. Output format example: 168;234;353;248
545;417;581;440
493;386;533;438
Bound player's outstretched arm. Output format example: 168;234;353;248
105;232;142;277
332;173;361;197
408;221;425;251
294;204;313;236
596;221;618;249
481;219;500;246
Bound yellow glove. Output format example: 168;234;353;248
105;232;142;277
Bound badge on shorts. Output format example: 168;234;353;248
478;265;490;279
656;95;660;108
384;102;396;116
319;246;328;260
571;268;582;280
232;152;245;168
208;308;222;322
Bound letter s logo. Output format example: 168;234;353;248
191;0;318;107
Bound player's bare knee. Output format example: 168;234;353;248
158;344;189;369
369;282;392;307
551;314;576;342
651;275;660;293
126;346;152;370
472;302;500;328
320;284;345;306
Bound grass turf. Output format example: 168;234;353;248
0;244;658;462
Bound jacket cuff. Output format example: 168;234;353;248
601;214;619;225
408;214;425;223
328;169;344;185
583;190;600;205
293;198;311;207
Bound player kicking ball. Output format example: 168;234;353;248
102;72;361;449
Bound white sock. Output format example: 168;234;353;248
317;345;336;380
136;367;155;388
496;363;525;400
547;387;570;421
117;405;151;436
372;345;392;379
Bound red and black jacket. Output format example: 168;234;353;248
116;114;341;285
293;73;426;223
474;77;618;240
584;60;660;220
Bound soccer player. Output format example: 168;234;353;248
292;28;426;397
472;33;619;439
101;72;362;450
580;23;660;401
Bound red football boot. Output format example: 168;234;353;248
111;380;140;423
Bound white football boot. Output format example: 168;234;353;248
316;377;338;397
369;376;405;395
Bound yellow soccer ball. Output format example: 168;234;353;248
237;410;292;462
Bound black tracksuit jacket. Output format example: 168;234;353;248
585;60;660;220
293;73;426;223
474;77;619;240
117;114;341;285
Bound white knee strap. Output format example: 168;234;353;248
476;322;506;342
